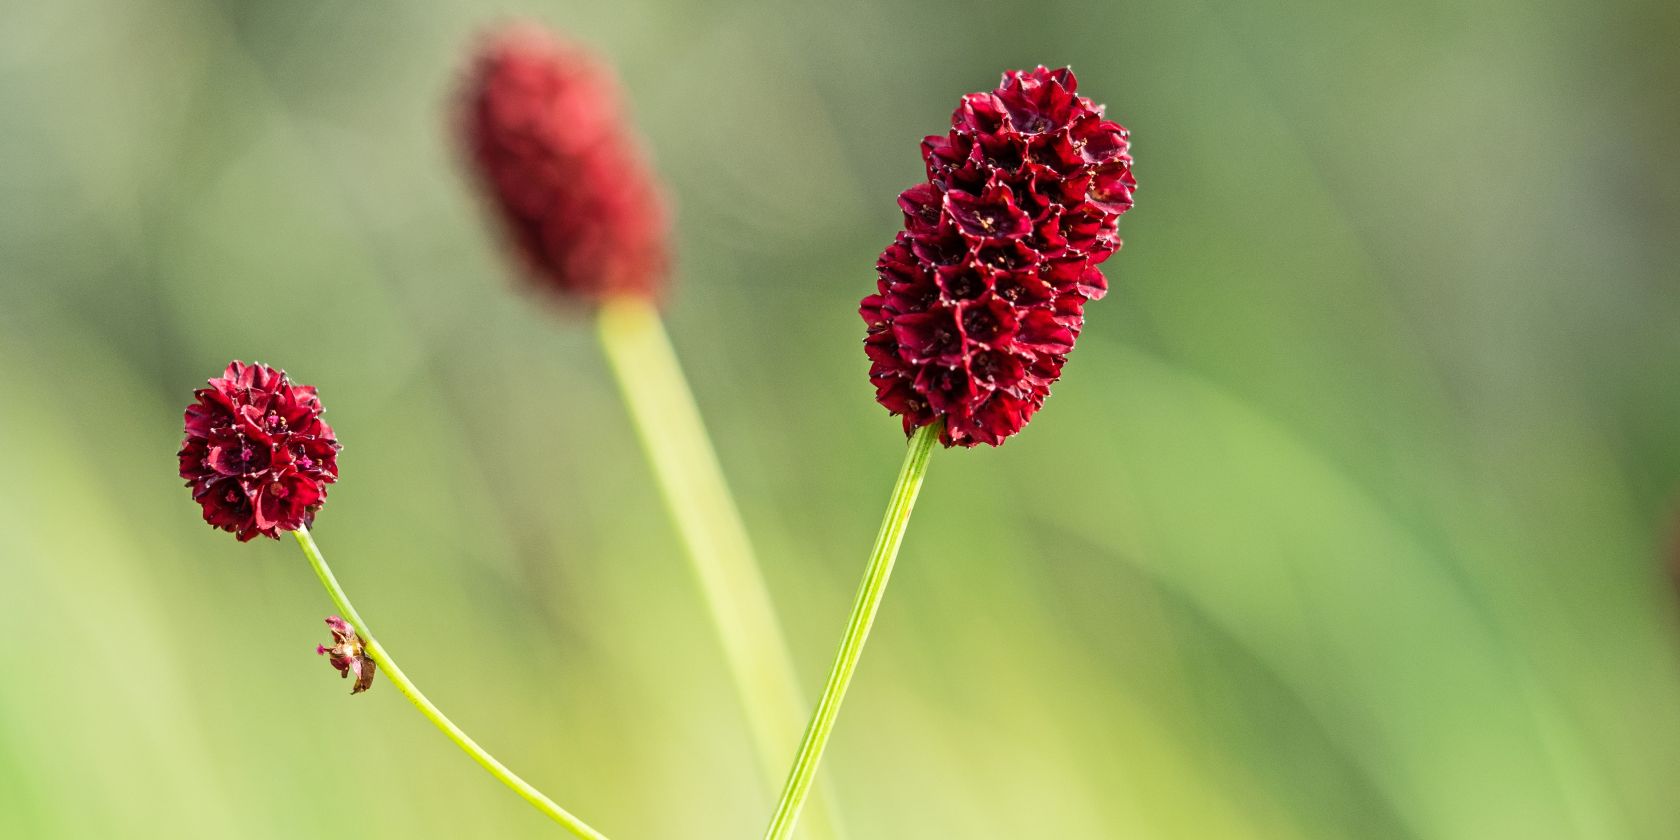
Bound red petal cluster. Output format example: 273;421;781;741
178;362;340;541
861;67;1136;446
462;24;670;303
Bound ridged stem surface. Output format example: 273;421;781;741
762;423;940;840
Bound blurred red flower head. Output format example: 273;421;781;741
861;67;1135;447
178;361;340;541
462;23;670;303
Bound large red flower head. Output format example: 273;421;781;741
462;23;670;303
861;67;1136;447
178;362;340;541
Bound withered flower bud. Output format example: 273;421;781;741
317;616;376;695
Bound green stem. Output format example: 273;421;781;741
596;297;844;839
291;526;609;840
762;423;940;840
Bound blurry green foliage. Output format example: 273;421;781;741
2;0;1678;837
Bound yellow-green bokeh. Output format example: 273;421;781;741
2;0;1678;837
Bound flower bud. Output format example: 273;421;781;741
317;616;376;695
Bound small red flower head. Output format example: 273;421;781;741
317;616;376;695
462;23;670;303
178;361;340;541
861;67;1136;447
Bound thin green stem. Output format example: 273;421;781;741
291;526;609;840
762;423;940;840
596;297;844;840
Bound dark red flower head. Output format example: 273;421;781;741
462;23;670;303
861;67;1136;447
317;616;376;695
178;361;340;541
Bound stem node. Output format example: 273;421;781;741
292;526;608;840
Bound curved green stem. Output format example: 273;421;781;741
762;423;940;840
597;297;844;839
291;526;609;840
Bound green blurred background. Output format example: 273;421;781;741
4;0;1679;837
